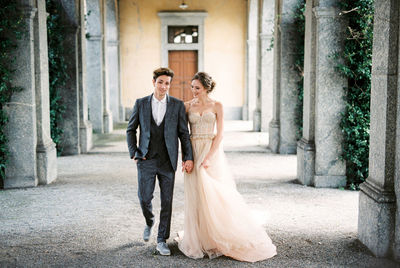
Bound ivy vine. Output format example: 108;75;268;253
293;0;306;141
337;0;374;190
0;1;25;186
46;0;67;155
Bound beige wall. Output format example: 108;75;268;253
120;0;246;113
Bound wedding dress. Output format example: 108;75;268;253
177;111;277;262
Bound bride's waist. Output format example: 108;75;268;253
190;133;215;140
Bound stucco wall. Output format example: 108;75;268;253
119;0;246;117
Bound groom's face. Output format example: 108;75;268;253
153;75;172;100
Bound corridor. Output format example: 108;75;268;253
0;121;397;267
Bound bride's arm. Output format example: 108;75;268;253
202;102;224;167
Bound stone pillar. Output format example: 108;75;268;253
269;0;301;154
34;0;57;184
106;0;120;124
78;0;93;153
101;0;113;133
297;0;347;188
244;0;258;121
58;0;81;155
358;0;398;258
297;0;316;186
4;2;38;188
116;1;125;122
313;2;347;187
86;0;104;133
268;0;281;152
257;0;274;132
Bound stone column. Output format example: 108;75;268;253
298;0;347;188
86;0;104;133
4;2;38;188
78;0;93;153
116;1;125;122
313;2;347;187
34;0;57;184
297;0;316;186
101;0;113;133
106;0;120;124
244;0;258;121
395;54;400;261
258;0;274;132
58;0;81;155
269;0;301;154
358;0;398;258
268;0;281;152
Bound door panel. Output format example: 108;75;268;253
168;50;198;102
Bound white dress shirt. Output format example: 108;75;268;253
152;94;167;126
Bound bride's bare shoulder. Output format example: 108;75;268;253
212;100;223;111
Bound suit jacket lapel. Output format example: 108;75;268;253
164;94;173;122
143;94;152;130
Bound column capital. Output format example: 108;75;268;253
87;34;104;41
313;7;341;19
259;33;273;40
20;5;37;19
107;40;119;46
360;180;396;203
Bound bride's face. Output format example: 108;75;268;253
191;79;207;98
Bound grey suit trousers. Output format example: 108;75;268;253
136;158;175;243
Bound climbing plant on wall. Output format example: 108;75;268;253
294;0;306;140
46;0;67;155
337;0;374;190
0;1;25;185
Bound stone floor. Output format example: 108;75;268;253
0;121;399;268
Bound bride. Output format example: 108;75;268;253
178;72;277;262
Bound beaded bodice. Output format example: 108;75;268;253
188;112;216;139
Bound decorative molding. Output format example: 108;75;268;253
313;7;341;19
20;6;37;19
107;40;119;46
360;180;396;203
87;34;103;41
259;33;274;40
158;11;208;70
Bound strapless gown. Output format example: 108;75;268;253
177;112;277;262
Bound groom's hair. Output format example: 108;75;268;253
153;67;174;81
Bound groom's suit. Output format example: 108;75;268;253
127;94;193;243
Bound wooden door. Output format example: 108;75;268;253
168;50;198;102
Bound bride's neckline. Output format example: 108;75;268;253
190;111;216;117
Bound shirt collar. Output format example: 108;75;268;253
152;94;167;104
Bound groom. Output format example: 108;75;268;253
126;67;194;256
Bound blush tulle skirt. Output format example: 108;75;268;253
177;137;277;262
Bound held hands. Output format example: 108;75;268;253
182;160;194;174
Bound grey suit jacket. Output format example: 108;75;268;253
126;94;193;171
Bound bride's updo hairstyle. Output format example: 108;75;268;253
192;72;216;94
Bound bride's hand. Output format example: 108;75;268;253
201;157;210;169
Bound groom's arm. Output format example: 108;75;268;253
126;99;139;159
177;101;193;162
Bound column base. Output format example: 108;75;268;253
253;109;261;132
268;120;280;153
103;110;113;133
80;120;93;153
358;180;396;257
36;141;57;185
297;138;315;186
279;143;297;154
313;175;346;188
4;175;37;189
